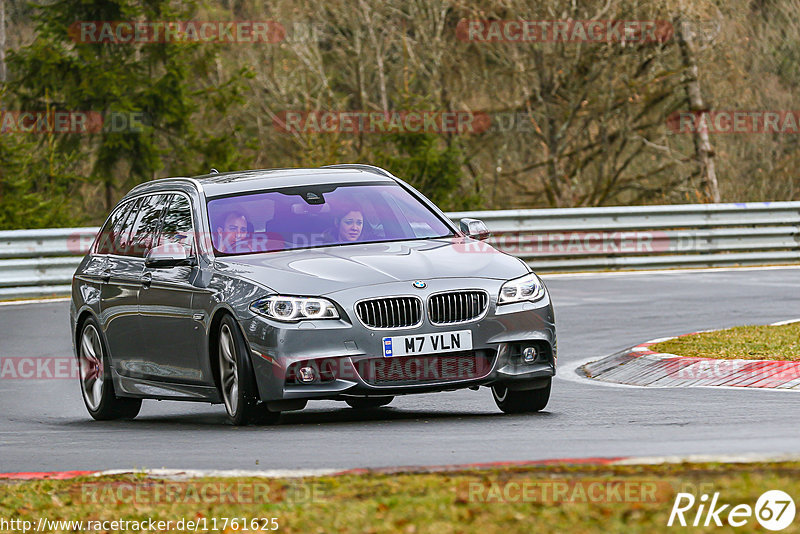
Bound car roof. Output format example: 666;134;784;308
126;166;398;199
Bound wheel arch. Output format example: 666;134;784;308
207;304;254;392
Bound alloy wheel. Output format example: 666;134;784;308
219;323;240;416
78;324;104;411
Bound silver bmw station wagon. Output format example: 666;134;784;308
70;164;556;425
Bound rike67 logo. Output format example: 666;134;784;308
668;490;796;531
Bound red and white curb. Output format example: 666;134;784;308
0;469;340;481
582;320;800;390
0;461;620;481
4;453;800;480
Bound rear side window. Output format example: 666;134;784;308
115;197;143;254
158;194;195;255
127;194;170;258
95;199;137;255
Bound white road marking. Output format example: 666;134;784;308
0;297;70;306
557;355;652;389
641;337;677;344
613;453;800;465
771;318;800;326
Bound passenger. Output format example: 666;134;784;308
324;206;365;243
215;211;251;253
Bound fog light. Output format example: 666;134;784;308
522;347;537;363
298;366;317;383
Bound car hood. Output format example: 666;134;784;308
214;238;528;296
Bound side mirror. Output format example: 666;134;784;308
145;244;195;268
459;218;491;241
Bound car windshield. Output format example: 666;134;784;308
207;182;454;255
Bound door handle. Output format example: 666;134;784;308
101;268;111;283
141;272;153;288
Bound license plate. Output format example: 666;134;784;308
382;330;473;357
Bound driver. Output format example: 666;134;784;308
215;211;251;253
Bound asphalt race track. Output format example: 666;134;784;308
1;267;798;473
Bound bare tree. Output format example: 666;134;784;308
676;16;720;202
211;0;799;210
0;0;6;83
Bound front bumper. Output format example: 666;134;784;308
241;278;557;402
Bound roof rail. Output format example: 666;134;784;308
127;176;205;196
321;164;394;178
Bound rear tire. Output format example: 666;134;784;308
492;378;551;414
345;396;394;409
217;315;277;425
77;317;142;421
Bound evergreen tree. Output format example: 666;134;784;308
6;0;249;226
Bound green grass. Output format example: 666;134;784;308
651;322;800;362
2;462;800;533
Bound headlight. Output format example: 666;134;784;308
250;296;339;321
498;273;546;305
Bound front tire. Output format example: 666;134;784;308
77;318;141;421
492;378;551;414
345;396;394;409
217;315;278;425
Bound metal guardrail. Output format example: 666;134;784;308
0;202;798;300
0;228;99;300
449;201;800;272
